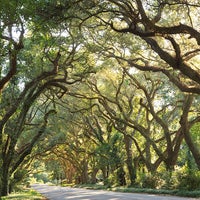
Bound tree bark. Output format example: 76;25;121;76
180;95;200;169
80;159;89;184
90;168;98;184
1;162;10;196
182;125;200;169
124;134;136;185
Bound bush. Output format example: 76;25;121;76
177;170;200;190
139;172;162;189
135;165;200;190
106;167;126;187
159;170;178;189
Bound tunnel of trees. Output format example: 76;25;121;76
0;0;200;196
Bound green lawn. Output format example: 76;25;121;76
0;189;46;200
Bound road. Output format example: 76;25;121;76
31;184;199;200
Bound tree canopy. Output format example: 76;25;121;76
0;0;200;196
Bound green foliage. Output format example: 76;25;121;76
94;132;124;171
177;170;200;190
158;170;177;190
190;122;200;146
33;172;49;184
138;172;162;189
30;161;52;184
135;167;200;191
1;0;200;196
107;167;126;187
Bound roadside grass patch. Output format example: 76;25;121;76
110;187;200;198
74;184;200;198
0;189;46;200
74;183;108;190
175;190;200;198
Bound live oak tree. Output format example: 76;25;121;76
0;0;92;196
1;0;200;194
32;0;200;184
37;75;126;185
92;0;200;93
58;55;200;182
85;67;184;171
78;0;200;169
42;0;200;187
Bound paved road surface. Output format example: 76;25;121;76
32;184;199;200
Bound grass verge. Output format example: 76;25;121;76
0;189;47;200
74;184;200;198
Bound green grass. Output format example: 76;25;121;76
110;187;200;197
0;189;46;200
74;184;200;198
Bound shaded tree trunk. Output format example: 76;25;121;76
182;127;200;169
80;159;89;184
90;168;98;184
0;110;56;196
101;166;109;185
1;162;10;196
180;95;200;170
124;134;136;185
116;166;126;186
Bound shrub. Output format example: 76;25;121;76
159;170;178;189
139;172;162;189
177;170;200;190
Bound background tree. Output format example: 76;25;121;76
53;55;200;185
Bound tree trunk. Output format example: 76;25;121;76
1;140;12;197
80;160;89;184
180;95;200;169
90;168;98;184
116;167;126;186
124;135;136;185
165;133;184;171
1;165;9;196
101;166;109;185
183;128;200;169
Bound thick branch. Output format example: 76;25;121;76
143;38;200;85
11;110;56;173
0;23;24;94
111;55;200;94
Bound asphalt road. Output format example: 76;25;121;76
31;184;199;200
